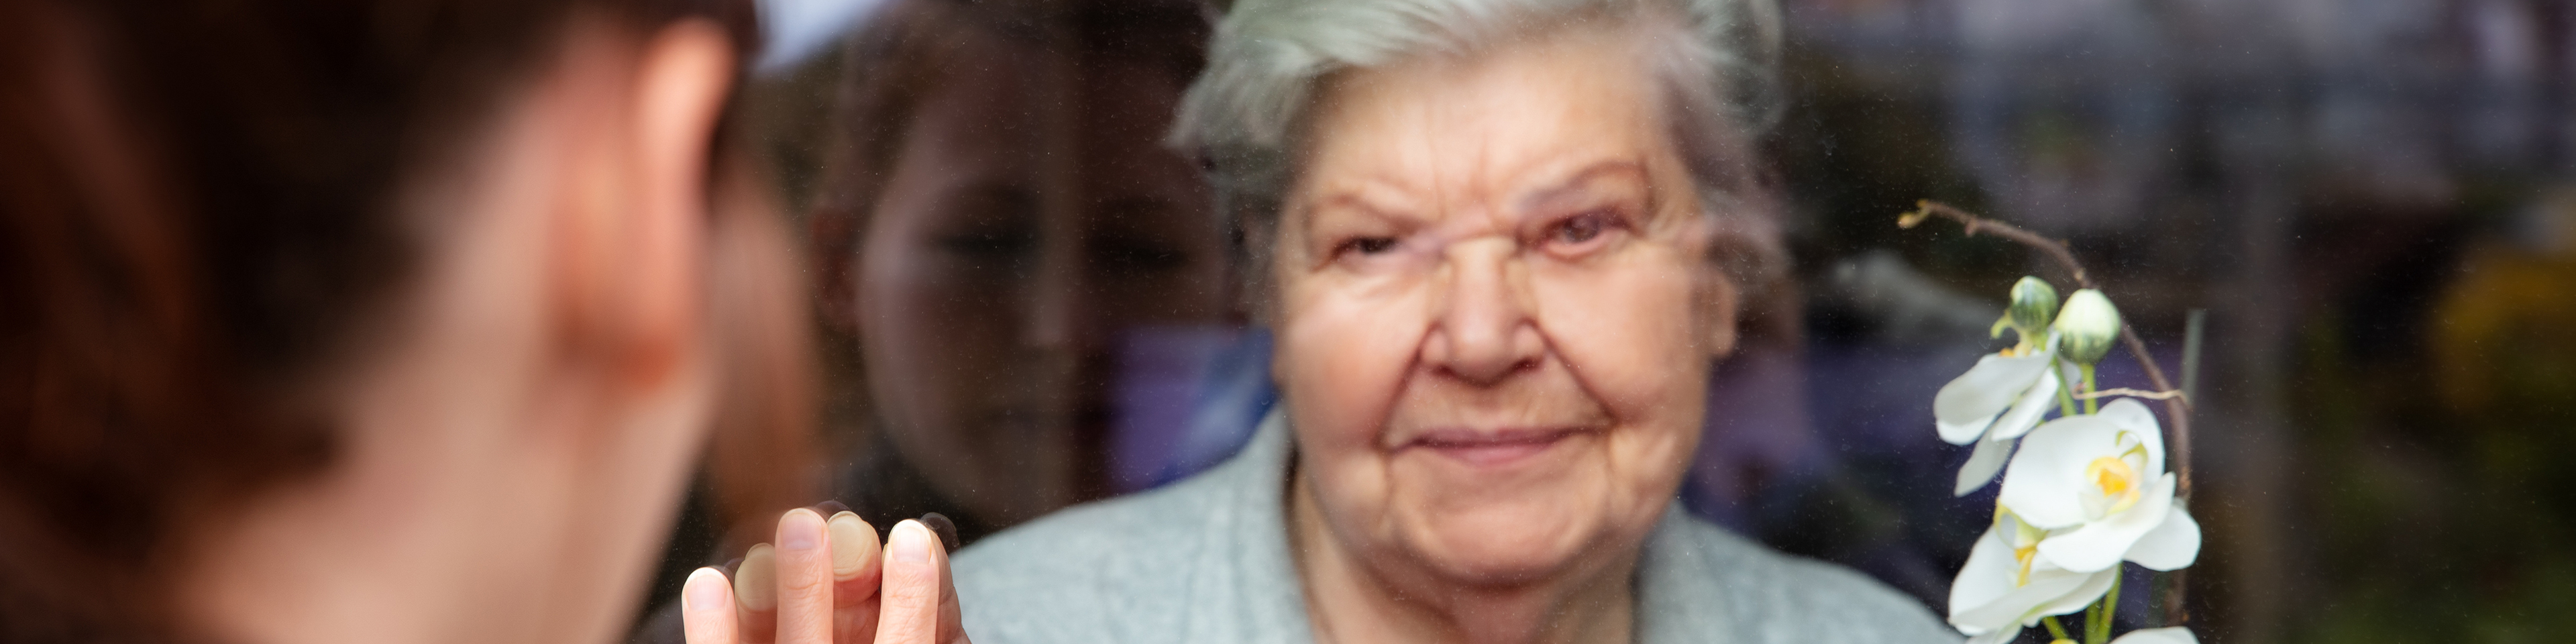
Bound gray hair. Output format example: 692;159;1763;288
1168;0;1788;309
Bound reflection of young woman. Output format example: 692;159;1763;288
806;0;1227;542
0;2;955;643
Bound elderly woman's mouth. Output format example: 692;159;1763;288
1399;427;1595;467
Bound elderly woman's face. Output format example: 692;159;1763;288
1276;26;1741;582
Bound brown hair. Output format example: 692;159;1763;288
0;1;757;641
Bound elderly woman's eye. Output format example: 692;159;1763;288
1546;211;1620;248
1340;236;1400;256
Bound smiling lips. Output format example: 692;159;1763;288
1401;427;1593;467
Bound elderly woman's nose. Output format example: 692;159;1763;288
1424;238;1543;384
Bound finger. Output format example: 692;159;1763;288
829;511;884;602
929;521;968;644
735;544;780;644
873;520;951;644
775;508;837;644
828;512;885;644
681;568;741;644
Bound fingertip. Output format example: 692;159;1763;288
827;511;878;580
777;507;824;552
680;567;740;644
889;520;934;565
736;543;777;612
684;567;731;612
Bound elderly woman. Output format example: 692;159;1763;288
953;0;1951;641
682;0;1955;642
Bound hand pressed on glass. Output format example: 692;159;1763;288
680;508;970;644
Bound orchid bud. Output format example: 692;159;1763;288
2053;289;2121;365
2007;276;2059;338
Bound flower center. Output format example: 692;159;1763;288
1998;508;2048;587
2014;543;2039;586
2085;456;2141;516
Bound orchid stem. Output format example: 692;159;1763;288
2044;616;2074;641
2055;358;2081;419
2086;573;2123;644
2080;364;2099;415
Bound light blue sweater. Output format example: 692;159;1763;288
954;412;1960;643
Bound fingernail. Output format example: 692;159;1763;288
920;512;959;551
735;544;776;611
722;557;743;575
779;508;823;551
892;520;933;564
828;511;873;578
813;500;851;515
684;567;729;612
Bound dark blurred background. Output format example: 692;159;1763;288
1769;1;2576;642
659;1;2576;642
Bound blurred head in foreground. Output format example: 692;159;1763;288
0;1;812;643
806;0;1224;537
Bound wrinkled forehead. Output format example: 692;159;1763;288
1289;22;1695;225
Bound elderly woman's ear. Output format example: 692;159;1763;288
1696;266;1742;360
1685;212;1744;360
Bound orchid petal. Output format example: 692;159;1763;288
2126;503;2202;571
1952;527;2115;636
1938;417;1994;447
1990;367;2063;441
1998;413;2123;529
2108;627;2200;644
2028;561;2118;622
1936;351;2057;444
2036;474;2176;572
1953;564;2112;635
1955;435;2017;496
2098;398;2165;475
1965;628;2021;644
1949;529;2021;621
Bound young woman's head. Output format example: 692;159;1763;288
0;1;799;643
806;0;1224;528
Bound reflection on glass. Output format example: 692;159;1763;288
807;0;1227;541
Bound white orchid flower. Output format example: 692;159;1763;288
1947;511;2114;643
1935;331;2063;496
1998;398;2203;574
2108;627;2200;644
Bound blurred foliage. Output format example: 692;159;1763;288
2284;225;2576;643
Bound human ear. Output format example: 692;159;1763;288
586;19;737;387
1686;213;1741;360
1698;268;1740;359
